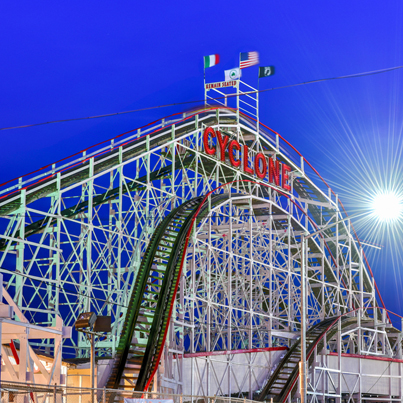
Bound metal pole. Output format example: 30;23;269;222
300;236;307;403
204;66;206;106
91;333;95;403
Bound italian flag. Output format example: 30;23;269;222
204;54;220;68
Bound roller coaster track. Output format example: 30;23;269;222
0;107;384;398
101;186;361;398
256;315;360;403
104;193;230;399
0;107;374;302
0;157;195;250
0;109;225;217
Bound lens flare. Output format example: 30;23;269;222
372;192;403;222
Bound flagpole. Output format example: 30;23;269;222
237;53;240;124
204;64;206;107
257;73;260;137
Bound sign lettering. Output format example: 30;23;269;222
205;80;238;89
203;127;291;191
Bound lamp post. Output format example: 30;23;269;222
75;313;111;403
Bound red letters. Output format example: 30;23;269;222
202;127;292;191
282;163;291;191
228;140;241;167
254;153;267;179
216;130;229;162
243;145;254;175
269;157;280;186
203;127;216;155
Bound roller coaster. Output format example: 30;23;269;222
1;83;402;403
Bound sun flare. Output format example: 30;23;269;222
372;191;403;222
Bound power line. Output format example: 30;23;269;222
1;64;402;132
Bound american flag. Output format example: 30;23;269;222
240;51;259;69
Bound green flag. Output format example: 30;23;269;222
259;66;275;78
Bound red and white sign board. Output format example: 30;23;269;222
205;80;238;89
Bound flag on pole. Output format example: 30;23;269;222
204;54;220;68
225;67;241;81
258;66;275;78
240;51;259;69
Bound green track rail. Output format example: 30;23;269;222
105;194;229;399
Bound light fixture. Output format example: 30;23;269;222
75;312;97;329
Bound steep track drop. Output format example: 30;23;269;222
105;193;230;400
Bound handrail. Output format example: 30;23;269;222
0;106;237;195
282;305;400;402
0;381;257;403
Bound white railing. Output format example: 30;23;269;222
0;382;258;403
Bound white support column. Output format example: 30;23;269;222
206;197;212;397
337;319;342;403
357;309;362;354
19;334;28;384
300;236;307;403
359;248;364;310
54;172;61;325
15;189;26;308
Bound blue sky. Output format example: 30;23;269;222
1;1;403;312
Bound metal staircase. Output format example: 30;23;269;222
256;316;358;402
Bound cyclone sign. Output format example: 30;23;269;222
203;127;291;191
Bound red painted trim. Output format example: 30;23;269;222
244;111;388;319
385;308;403;319
0;102;387;315
9;341;35;402
0;104;389;317
0;106;232;189
184;346;288;358
329;352;403;363
9;341;19;364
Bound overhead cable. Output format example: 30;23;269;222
1;64;402;132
